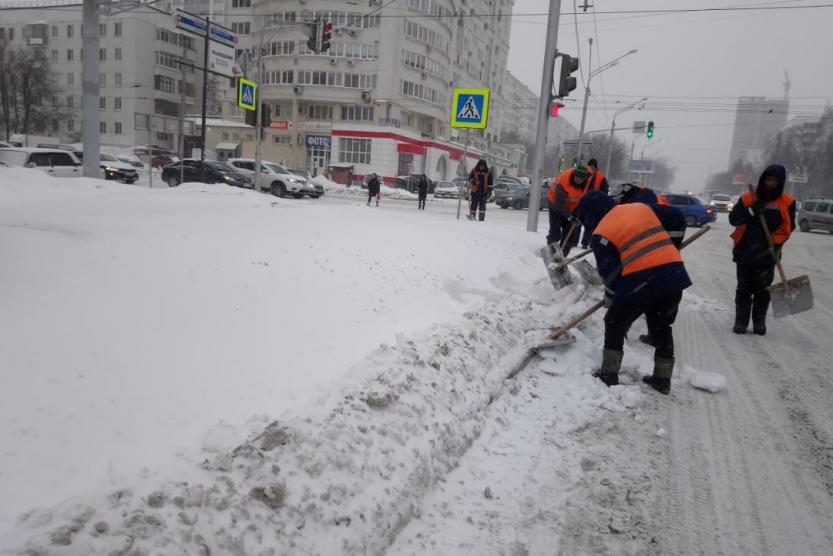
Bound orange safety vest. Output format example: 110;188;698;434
470;170;490;193
547;168;590;212
590;169;606;191
594;203;683;277
730;190;794;246
657;194;669;206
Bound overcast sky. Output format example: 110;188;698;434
507;0;833;191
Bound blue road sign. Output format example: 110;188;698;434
450;88;490;129
238;78;256;111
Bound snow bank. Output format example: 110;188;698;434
309;176;417;200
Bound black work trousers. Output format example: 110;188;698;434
735;263;775;326
604;290;683;360
547;208;579;256
418;192;427;210
470;191;487;220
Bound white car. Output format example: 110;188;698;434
433;180;461;199
228;158;318;198
97;153;139;183
0;147;81;177
709;193;734;212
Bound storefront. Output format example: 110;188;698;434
304;134;331;177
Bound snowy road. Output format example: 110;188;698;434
390;217;833;555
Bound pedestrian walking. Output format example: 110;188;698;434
576;190;691;394
547;165;592;256
417;174;429;210
367;173;381;207
468;159;491;221
729;164;796;335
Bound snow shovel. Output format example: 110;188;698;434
748;187;813;318
537;223;713;349
539;221;581;289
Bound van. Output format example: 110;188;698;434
797;199;833;233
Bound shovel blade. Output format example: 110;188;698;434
539;245;573;289
573;259;603;286
768;275;813;318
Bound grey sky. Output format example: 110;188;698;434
508;0;833;191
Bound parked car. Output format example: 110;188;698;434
496;183;551;211
709;193;734;212
227;158;317;197
161;159;251;188
152;153;177;169
0;141;12;149
797;199;833;233
73;151;139;184
433;180;461;199
0;147;81;177
133;144;174;157
665;193;716;227
394;174;437;194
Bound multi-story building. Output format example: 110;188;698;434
729;96;789;168
0;2;205;151
213;0;519;181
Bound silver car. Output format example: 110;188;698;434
797;199;833;233
228;158;317;197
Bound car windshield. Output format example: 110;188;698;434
100;154;117;162
0;150;27;166
288;169;308;178
438;182;456;188
207;161;235;172
265;163;288;174
712;194;731;201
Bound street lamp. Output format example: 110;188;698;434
575;41;637;164
604;96;647;177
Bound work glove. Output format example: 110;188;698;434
567;214;579;224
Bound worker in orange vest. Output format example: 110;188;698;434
729;165;795;335
610;182;670;206
576;190;691;394
547;165;592;255
579;159;610;247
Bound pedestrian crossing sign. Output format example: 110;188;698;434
450;88;490;129
238;77;256;111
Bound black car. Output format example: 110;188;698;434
162;159;251;188
496;183;551;210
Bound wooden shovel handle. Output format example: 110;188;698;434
556;248;592;269
747;185;792;296
560;220;580;250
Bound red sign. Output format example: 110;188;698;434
731;174;750;185
269;120;290;129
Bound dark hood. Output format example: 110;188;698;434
576;190;616;233
474;160;488;172
622;186;658;205
756;164;786;202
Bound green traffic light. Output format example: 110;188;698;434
646;120;654;138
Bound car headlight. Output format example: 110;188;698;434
286;177;298;183
223;175;234;181
727;203;734;209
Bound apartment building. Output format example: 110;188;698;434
0;2;204;150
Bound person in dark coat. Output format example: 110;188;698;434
577;190;691;394
729;164;796;335
468;159;490;221
366;173;381;207
417;174;429;210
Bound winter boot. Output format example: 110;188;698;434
734;298;751;334
639;334;656;347
593;349;623;387
752;300;768;336
642;357;674;394
478;212;486;222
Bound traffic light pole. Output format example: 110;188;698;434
254;23;264;192
575;38;593;166
526;0;562;232
199;17;210;182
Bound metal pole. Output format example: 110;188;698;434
81;0;100;178
604;114;616;176
254;21;264;192
526;0;562;232
575;37;593;165
456;128;470;220
199;16;210;179
179;43;187;186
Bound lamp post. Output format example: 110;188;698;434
575;44;638;165
604;96;647;178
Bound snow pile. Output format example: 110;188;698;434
311;174;347;193
685;365;728;393
309;176;417;200
380;185;417;200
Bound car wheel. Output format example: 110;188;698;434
124;179;136;184
310;195;321;199
167;176;179;187
271;182;286;197
685;215;697;227
500;205;508;209
799;219;810;232
513;200;523;210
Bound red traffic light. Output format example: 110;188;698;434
550;101;565;117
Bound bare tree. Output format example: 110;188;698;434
0;45;66;141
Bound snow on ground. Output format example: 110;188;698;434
2;168;832;554
311;175;419;201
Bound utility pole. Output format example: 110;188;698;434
254;20;264;192
81;0;100;178
179;43;187;186
199;16;210;180
575;37;593;166
526;0;562;232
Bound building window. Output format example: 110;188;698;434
339;138;371;165
99;23;106;37
222;132;229;141
306;105;333;120
51;25;57;37
67;49;74;62
99;48;106;61
51;49;57;62
100;97;106;110
231;22;251;35
100;121;107;134
68;119;74;132
115;73;122;87
272;135;290;145
115;48;122;61
100;73;106;87
271;103;292;118
114;22;122;37
154;75;176;93
114;97;122;110
232;0;251;7
67;25;73;38
67;73;74;87
114;122;122;135
67;96;74;108
341;105;374;121
264;70;294;85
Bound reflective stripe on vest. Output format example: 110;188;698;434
730;190;793;246
594;203;683;279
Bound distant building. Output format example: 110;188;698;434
729;96;789;167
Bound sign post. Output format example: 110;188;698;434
450;88;490;220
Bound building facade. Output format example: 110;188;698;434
0;2;207;150
729;96;789;168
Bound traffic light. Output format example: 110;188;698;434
321;21;333;52
306;20;321;53
550;100;564;117
245;106;256;127
261;103;271;127
646;120;654;138
557;53;580;98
